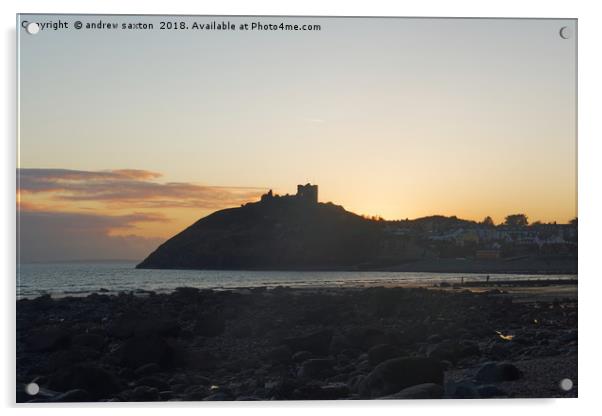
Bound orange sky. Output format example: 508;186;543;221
17;16;577;261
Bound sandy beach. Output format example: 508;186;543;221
16;280;577;402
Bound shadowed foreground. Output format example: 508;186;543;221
16;284;577;402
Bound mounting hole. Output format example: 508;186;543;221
559;378;573;391
559;26;572;40
25;382;39;396
26;22;40;35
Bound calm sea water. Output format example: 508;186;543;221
16;261;577;299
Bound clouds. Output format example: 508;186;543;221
17;210;166;262
18;168;266;209
17;168;267;262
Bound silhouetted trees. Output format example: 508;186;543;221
481;216;495;227
504;214;529;227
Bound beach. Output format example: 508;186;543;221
16;280;577;402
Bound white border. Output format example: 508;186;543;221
2;1;600;415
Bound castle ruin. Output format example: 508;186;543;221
260;183;318;204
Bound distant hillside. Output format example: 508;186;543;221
137;185;576;273
136;197;382;270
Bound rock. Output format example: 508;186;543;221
182;385;210;400
319;382;350;399
559;330;578;343
425;343;444;359
231;324;253;338
50;389;91;402
487;341;514;359
135;375;170;391
46;347;101;372
446;380;479;398
297;358;334;379
400;324;428;345
168;374;189;386
283;329;334;355
203;391;233;401
189;374;211;385
358;357;444;398
193;315;226;337
381;383;444;399
357;359;371;372
292;382;350;400
173;347;217;370
329;334;352;353
427;340;480;364
72;333;105;351
477;384;508;398
292;350;313;362
159;390;173;400
48;364;121;400
368;344;402;366
124;386;160;402
265;345;292;363
24;325;70;352
119;336;173;369
172;287;201;302
346;327;388;350
106;314;180;339
263;377;298;399
347;374;365;393
134;363;161;377
475;361;522;383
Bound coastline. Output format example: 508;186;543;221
136;257;577;275
17;280;577;402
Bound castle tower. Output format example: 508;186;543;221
296;183;318;204
260;189;274;202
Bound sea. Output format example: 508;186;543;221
16;261;577;300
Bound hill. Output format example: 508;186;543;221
136;192;382;270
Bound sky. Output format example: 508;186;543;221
18;15;577;262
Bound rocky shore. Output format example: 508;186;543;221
16;284;577;402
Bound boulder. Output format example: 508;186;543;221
72;333;105;351
265;345;293;363
559;330;578;343
475;361;522;383
173;347;217;370
107;314;180;339
368;344;402;366
50;389;91;402
193;314;226;337
320;382;350;399
134;362;161;377
297;358;335;379
48;364;121;400
182;385;210;400
293;382;350;400
292;350;314;363
119;335;173;369
445;380;479;398
380;383;444;399
24;325;70;352
427;340;480;363
134;375;170;391
46;347;101;372
283;329;333;355
477;384;508;398
346;327;389;350
359;357;444;398
122;385;160;402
